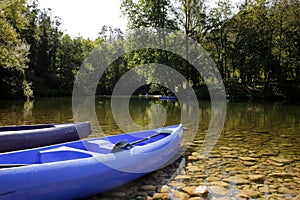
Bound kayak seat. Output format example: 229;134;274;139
82;140;114;154
39;146;95;163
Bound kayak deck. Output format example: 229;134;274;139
0;130;171;166
0;125;183;199
0;122;91;152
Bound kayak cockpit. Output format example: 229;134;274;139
0;129;173;168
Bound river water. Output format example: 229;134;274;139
0;97;299;199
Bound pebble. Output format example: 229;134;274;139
140;185;156;191
168;181;186;189
208;186;231;196
174;175;192;180
278;186;298;196
89;127;300;200
182;186;208;197
237;188;260;198
269;157;293;164
159;185;169;193
152;192;169;200
239;157;258;162
248;174;265;182
293;194;300;200
171;189;190;200
223;176;250;185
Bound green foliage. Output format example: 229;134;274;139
1;0;299;101
0;0;32;99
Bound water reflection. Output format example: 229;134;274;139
0;97;299;199
0;98;298;139
23;100;34;120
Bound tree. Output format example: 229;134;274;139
0;0;32;99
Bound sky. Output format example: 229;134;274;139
38;0;127;40
38;0;242;40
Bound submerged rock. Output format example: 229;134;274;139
237;188;260;198
182;186;209;197
248;174;265;182
171;189;190;200
278;187;298;196
208;186;231;196
152;192;169;200
269;157;293;164
224;176;250;185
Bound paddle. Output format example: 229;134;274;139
111;130;173;153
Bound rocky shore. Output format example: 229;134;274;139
92;130;300;200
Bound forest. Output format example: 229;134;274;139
0;0;299;101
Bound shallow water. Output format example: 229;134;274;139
0;97;299;199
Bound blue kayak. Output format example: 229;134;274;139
160;96;177;100
0;122;91;152
0;124;183;200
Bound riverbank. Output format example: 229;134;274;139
92;126;300;199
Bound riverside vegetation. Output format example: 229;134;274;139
0;0;300;101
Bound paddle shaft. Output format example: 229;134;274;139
130;132;163;146
111;130;172;153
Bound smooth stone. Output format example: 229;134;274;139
239;157;258;162
261;151;278;156
182;186;197;196
267;160;284;166
259;186;269;193
174;175;192;180
153;193;169;200
206;177;219;182
186;166;204;172
219;147;233;151
182;186;208;197
194;186;209;197
188;156;200;161
293;167;300;172
168;181;186;189
208;186;231;196
111;192;127;198
243;161;256;166
209;181;229;187
269;157;293;164
211;197;231;200
172;189;190;200
249;153;261;158
140;185;157;191
248;174;265;182
279;143;293;147
189;197;205;200
278;187;298;196
238;188;260;198
159;185;170;193
293;194;300;200
194;140;205;144
224;176;250;185
269;173;294;178
208;154;222;158
222;154;238;158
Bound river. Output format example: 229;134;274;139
0;97;299;199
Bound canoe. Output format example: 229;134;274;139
160;96;177;100
0;122;91;152
0;124;183;200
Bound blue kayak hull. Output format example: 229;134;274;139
0;122;91;152
0;124;183;199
